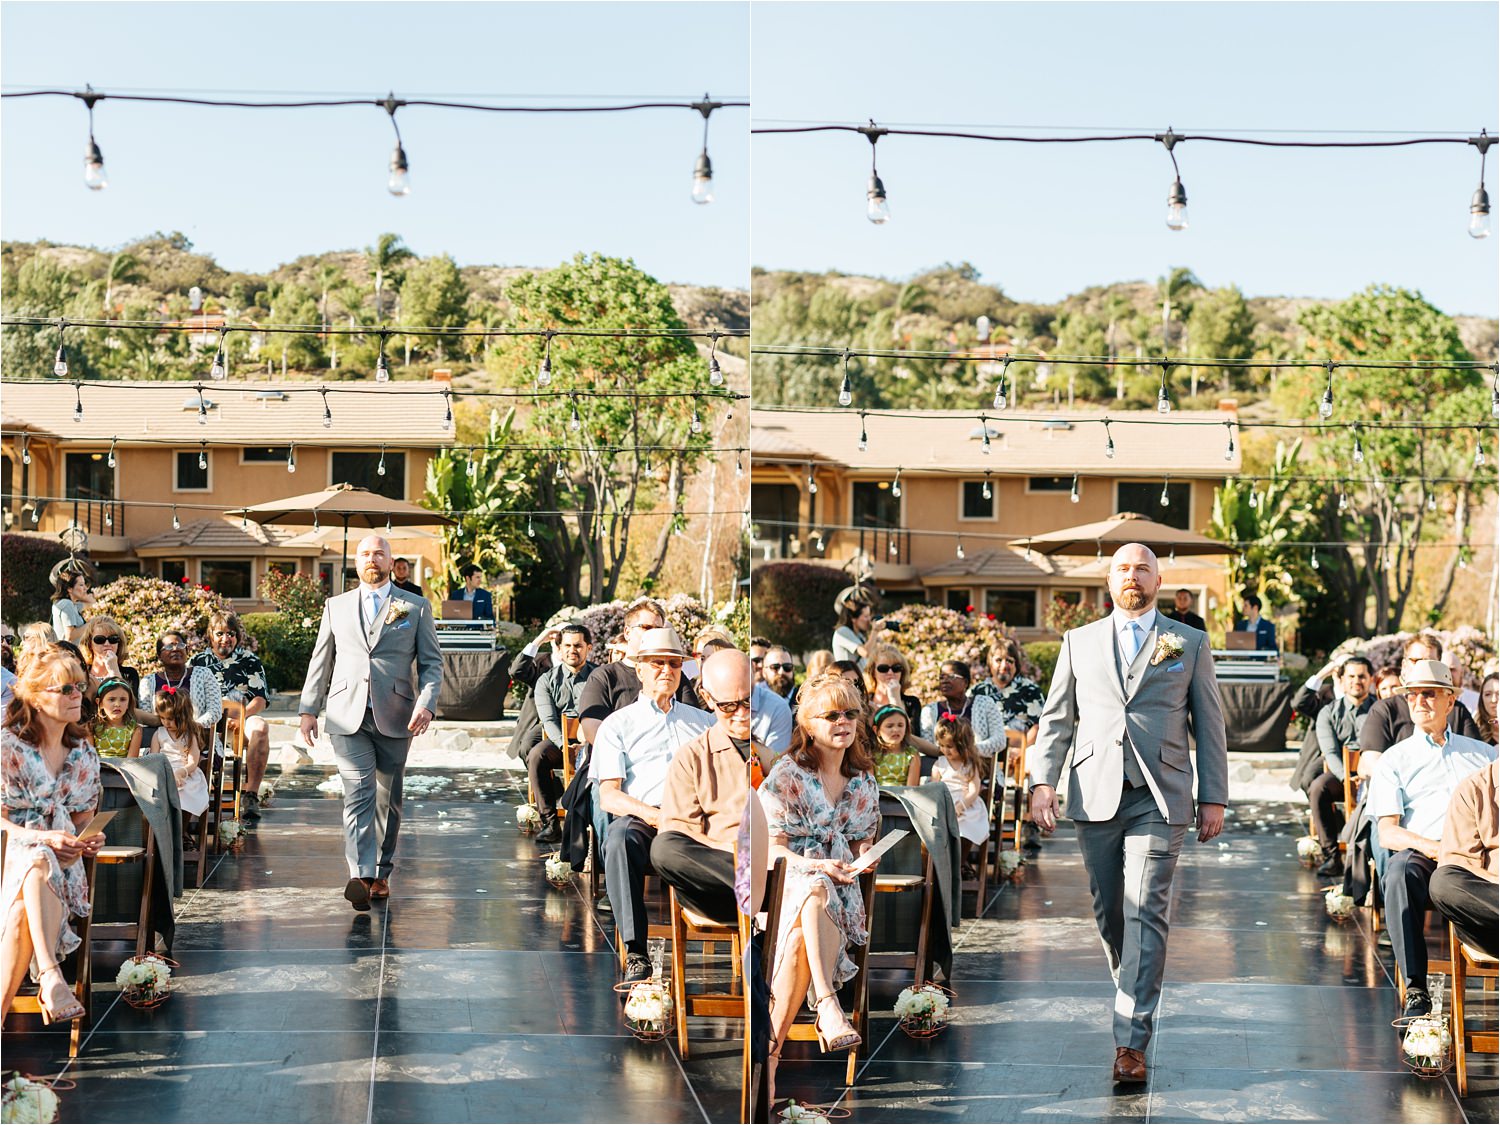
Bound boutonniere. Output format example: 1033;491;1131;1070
1150;631;1186;666
385;599;412;625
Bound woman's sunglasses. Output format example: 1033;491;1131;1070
816;709;862;722
92;635;121;646
874;663;904;674
43;681;90;696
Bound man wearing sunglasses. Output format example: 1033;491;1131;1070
593;626;713;984
653;648;755;929
760;646;796;699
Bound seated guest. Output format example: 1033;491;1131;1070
919;660;1004;756
507;626;558;781
139;630;222;732
593;626;713;983
865;644;923;733
16;625;58;676
1429;760;1498;958
1233;593;1277;652
577;598;697;749
1475;672;1498;746
762;673;879;1077
1;645;105;1023
1163;588;1206;633
92;678;142;759
871;704;921;786
1360;635;1482;771
970;639;1045;733
79;616;141;711
49;568;94;646
1375;663;1403;701
531;624;597;846
651;649;754;926
789;649;834;716
762;646;796;700
1369;660;1497;1021
190;611;273;822
1308;656;1375;877
449;564;493;622
749;636;771;680
391;557;422;596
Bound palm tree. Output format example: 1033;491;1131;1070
1155;267;1202;350
365;233;415;321
102;251;143;316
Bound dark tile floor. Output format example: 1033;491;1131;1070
2;771;742;1123
772;803;1497;1124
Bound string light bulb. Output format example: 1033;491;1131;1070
377;444;387;476
807;464;818;495
197;441;207;471
81;87;106;191
569;397;583;433
210;328;227;380
980;414;992;454
1319;363;1336;419
106;437;117;469
313;510;320;533
1351;427;1364;465
1248;488;1259;509
708;334;723;387
857;412;868;452
1156;362;1172;414
1469;131;1492;239
20;435;31;465
1103;418;1115;459
981;471;992;501
72;382;83;423
383;94;410;196
1070;474;1080;504
553;459;566;482
1311;547;1319;571
862;121;891;224
52;320;68;376
104;507;112;528
1224;421;1236;461
889;538;899;557
691;95;719;204
838;351;853;407
813;530;824;552
442;389;454;430
172;505;181;531
195;383;208;425
956;537;966;560
321;387;333;428
538;332;554;387
891;467;902;498
1426;489;1437;512
527;513;535;538
690;399;703;435
1475;428;1488;467
375;337;390;383
286;442;297;473
1158;129;1187;230
1160;477;1171;507
1337;489;1348;513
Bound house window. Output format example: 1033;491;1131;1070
1054;589;1083;606
985;588;1038;628
1116;481;1191;530
852;480;901;528
201;559;253;599
751;482;801;557
960;481;996;520
161;560;187;584
331;451;405;500
242;446;292;463
945;588;973;613
174;450;210;491
267;560;299;577
64;452;116;500
1027;476;1073;493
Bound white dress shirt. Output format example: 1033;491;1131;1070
1112;607;1159;664
361;582;394;629
591;694;714;805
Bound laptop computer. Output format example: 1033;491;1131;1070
440;599;474;620
1224;631;1257;650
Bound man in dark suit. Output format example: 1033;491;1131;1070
1233;593;1277;651
1163;589;1206;633
391;557;422;596
450;564;494;622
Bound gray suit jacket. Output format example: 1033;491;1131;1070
299;586;442;739
1031;614;1229;826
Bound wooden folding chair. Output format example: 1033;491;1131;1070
1339;744;1361;854
2;845;97;1058
778;868;877;1086
670;866;745;1059
871;850;935;989
1450;921;1499;1096
182;747;216;887
94;766;155;958
747;857;788;1125
214;698;248;836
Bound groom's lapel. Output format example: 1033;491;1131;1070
366;593;392;650
1098;620;1127;702
1124;623;1157;702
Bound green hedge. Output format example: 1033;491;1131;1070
1023;642;1062;697
240;612;315;695
1;534;73;627
751;563;856;659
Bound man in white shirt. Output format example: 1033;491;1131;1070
750;679;793;755
593;626;713;984
1369;659;1497;1023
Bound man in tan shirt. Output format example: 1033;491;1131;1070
650;648;755;925
1430;760;1499;957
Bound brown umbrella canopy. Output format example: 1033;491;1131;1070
1011;511;1230;558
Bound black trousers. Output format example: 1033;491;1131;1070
651;830;736;926
526;739;565;817
1307;771;1346;853
605;815;658;954
1384;849;1438;987
1429;863;1499;958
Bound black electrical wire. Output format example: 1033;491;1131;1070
15;493;750;520
1;88;748;114
750;122;1486;149
0;379;746;403
0;429;748;456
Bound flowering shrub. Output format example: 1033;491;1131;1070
1331;628;1496;688
751;563;856;658
0;534;73;628
715;595;751;649
89;577;233;668
1042;596;1106;635
567;593;714;652
238;571;326;693
875;603;1032;701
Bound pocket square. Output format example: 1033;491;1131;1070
392;620;412;630
1167;662;1185;672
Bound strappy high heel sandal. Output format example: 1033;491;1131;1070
813;993;861;1053
37;964;84;1025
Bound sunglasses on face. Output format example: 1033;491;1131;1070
750;656;764;666
42;681;90;696
704;696;752;714
92;636;120;646
765;662;794;672
816;709;862;723
641;657;682;670
160;644;186;653
874;663;904;674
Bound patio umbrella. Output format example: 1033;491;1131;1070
228;483;453;588
1011;511;1230;558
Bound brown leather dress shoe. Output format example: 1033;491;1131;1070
344;877;373;911
370;878;390;899
1112;1047;1148;1083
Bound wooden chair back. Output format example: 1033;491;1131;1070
1341;745;1361;819
1451;921;1500;1096
94;765;156;958
747;857;788;1125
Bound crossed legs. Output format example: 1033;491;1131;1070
2;854;80;1022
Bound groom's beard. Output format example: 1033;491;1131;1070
1116;586;1151;611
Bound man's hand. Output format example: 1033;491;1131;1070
1030;784;1060;833
299;713;319;746
536;627;561;647
1196;802;1226;843
407;707;434;736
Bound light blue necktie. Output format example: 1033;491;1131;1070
1122;620;1143;663
368;591;383;628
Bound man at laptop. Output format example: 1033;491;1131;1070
447;564;493;622
1233;593;1277;652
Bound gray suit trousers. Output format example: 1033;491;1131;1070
1075;784;1186;1050
331;711;410;879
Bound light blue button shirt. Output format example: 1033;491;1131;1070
751;680;793;755
1369;729;1497;841
591;694;714;805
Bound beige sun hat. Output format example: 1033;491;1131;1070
1400;659;1455;694
634;626;689;660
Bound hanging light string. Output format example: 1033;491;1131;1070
1;378;745;405
16;493;750;521
748;516;1491;554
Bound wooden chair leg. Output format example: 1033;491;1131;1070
1452;923;1468;1096
670;890;690;1058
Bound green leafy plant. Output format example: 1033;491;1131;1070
750;563;859;658
0;534;73;626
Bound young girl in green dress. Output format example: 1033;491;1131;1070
871;704;920;786
92;678;141;758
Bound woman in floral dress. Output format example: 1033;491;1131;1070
1;646;104;1023
761;673;880;1064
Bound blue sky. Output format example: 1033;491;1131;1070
1;1;749;288
751;1;1498;318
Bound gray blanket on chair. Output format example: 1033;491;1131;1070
882;780;961;980
104;754;184;898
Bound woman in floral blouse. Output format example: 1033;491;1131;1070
761;673;880;1069
138;630;222;732
1;646;104;1024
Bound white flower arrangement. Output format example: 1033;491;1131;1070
403;774;451;796
384;599;412;625
995;851;1024;881
516;804;542;833
894;983;951;1035
218;819;246;847
1323;888;1356;921
1296;836;1323;867
1402;1016;1453;1073
257;780;276;805
0;1075;59;1124
623;981;670;1026
780;1104;831;1124
114;954;173;1008
543;855;573;886
1150;631;1187;666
